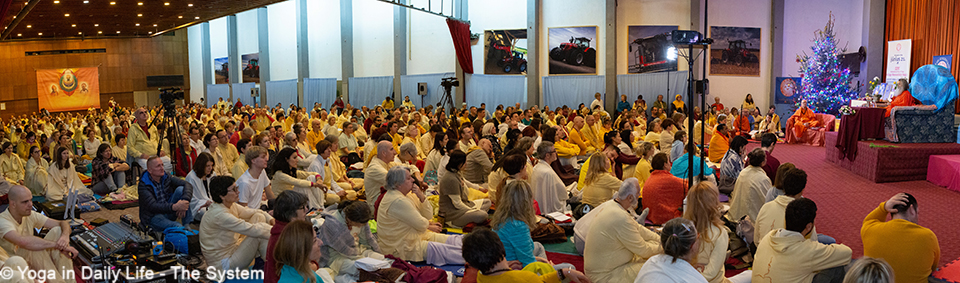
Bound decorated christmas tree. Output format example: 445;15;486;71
796;14;858;115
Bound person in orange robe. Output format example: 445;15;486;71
791;99;819;138
885;78;918;117
734;108;753;138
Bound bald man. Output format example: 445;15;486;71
567;116;594;156
0;186;76;283
363;141;397;210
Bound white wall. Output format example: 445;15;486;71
353;0;394;77
706;0;772;111
268;1;298;81
236;10;260;57
188;25;204;103
540;0;606;79
307;0;342;80
616;0;691;74
781;0;863;77
209;17;228;78
467;0;527;75
407;0;457;75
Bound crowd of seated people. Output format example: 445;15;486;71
0;94;945;283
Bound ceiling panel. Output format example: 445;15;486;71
2;0;285;41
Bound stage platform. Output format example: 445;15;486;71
825;132;960;183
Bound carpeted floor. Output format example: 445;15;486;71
753;142;960;266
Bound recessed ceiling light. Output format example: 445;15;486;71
78;32;82;34
94;24;99;27
153;24;157;27
71;24;76;27
187;3;193;7
148;31;153;34
26;25;31;28
64;14;70;17
116;31;120;34
138;2;143;5
83;0;88;3
136;23;140;26
194;16;199;19
17;33;21;36
38;32;42;35
98;31;102;34
138;14;142;17
164;2;169;5
178;16;182;18
53;0;59;3
110;1;115;5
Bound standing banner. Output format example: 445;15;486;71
885;39;912;84
36;67;100;112
934;54;953;72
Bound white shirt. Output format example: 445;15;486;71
306;156;343;193
83;138;102;157
634;254;708;283
189;138;207;154
236;168;270;209
530;160;568;215
591;98;604;112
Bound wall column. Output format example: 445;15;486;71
771;0;785;104
526;0;540;108
604;0;616;111
296;0;310;106
257;7;271;106
341;0;354;102
201;22;212;104
860;0;885;91
227;15;240;105
394;0;408;104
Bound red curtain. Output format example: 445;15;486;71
885;0;960;112
446;18;474;74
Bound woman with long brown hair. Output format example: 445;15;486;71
683;182;744;283
579;152;622;208
274;220;325;283
490;180;547;268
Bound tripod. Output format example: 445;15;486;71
437;85;455;115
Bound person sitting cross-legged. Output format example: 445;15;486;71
376;166;464;266
199;175;274;275
0;185;76;283
752;198;851;283
583;178;661;283
462;227;591;283
264;190;309;283
318;200;384;281
755;168;835;245
728;148;771;222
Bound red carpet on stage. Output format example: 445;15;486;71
756;142;960;267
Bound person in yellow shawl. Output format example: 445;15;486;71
382;96;395;109
671;94;686;116
567;117;594;156
790;99;819;140
1;142;25;184
708;124;730;163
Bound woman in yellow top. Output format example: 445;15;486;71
579;152;622;207
0;142;25;184
643;119;662;149
633;142;656;197
671;94;686;116
741;93;756;112
382;96;395;109
463;228;589;283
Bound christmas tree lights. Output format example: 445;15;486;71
796;13;858;115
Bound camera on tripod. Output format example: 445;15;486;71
440;77;459;89
159;88;184;117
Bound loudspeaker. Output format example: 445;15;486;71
418;83;427;95
695;79;709;95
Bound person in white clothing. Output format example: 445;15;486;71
81;126;102;157
235;146;275;208
634;218;707;283
530;141;569;215
0;186;76;283
199;175;273;276
187;152;217;222
46;146;93;201
590;92;604;113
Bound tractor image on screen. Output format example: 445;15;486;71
550;37;596;67
720;40;758;66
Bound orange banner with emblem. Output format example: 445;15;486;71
36;67;100;112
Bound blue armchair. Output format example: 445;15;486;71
890;101;957;143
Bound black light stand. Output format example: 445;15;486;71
671;30;712;186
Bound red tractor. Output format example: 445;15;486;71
243;59;259;78
720;40;758;66
629;32;675;72
550;37;596;67
497;50;527;73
